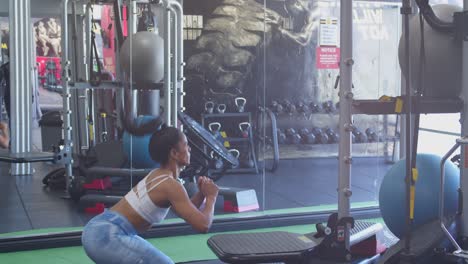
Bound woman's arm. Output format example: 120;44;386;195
167;180;217;233
191;191;205;208
190;176;211;208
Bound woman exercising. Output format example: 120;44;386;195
82;126;219;264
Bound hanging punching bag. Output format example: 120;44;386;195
120;31;164;87
398;4;462;98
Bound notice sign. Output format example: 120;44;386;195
316;47;340;69
319;18;338;47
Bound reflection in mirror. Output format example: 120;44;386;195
0;3;441;263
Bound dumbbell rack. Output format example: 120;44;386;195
202;112;259;175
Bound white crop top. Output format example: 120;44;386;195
124;174;171;224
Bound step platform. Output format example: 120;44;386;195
218;187;259;213
208;221;385;263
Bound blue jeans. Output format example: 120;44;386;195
82;209;174;264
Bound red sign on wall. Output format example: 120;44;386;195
316;47;340;69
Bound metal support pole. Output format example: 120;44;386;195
460;0;468;237
128;0;137;118
338;0;353;250
163;4;172;126
61;0;74;195
400;0;414;255
84;4;96;146
128;0;138;35
70;1;88;154
169;6;178;127
169;0;185;117
439;138;468;258
85;4;92;82
440;142;462;251
114;1;124;132
9;0;32;175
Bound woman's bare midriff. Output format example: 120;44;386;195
110;199;153;233
109;172;173;234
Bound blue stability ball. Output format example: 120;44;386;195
123;116;160;169
379;154;459;238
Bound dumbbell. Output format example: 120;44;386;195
299;128;310;144
271;100;284;114
285;128;301;144
312;127;329;144
327;130;355;143
365;128;380;142
296;101;309;114
305;132;316;144
325;128;339;143
277;129;287;144
311;127;322;136
352;128;368;143
283;100;297;114
322;100;336;113
310;102;322;113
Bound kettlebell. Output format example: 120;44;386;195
239;122;251;138
205;101;214;114
217;104;227;114
228;149;240;168
208;122;223;144
235;97;247;113
210;151;224;170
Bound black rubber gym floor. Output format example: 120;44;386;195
0;156;390;234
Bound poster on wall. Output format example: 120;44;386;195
33;17;62;99
317;17;339;70
33;17;63;109
318;17;338;47
34;18;61;57
316;46;340;69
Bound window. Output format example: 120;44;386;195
183;15;203;40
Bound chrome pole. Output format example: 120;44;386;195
9;0;32;175
338;0;353;251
